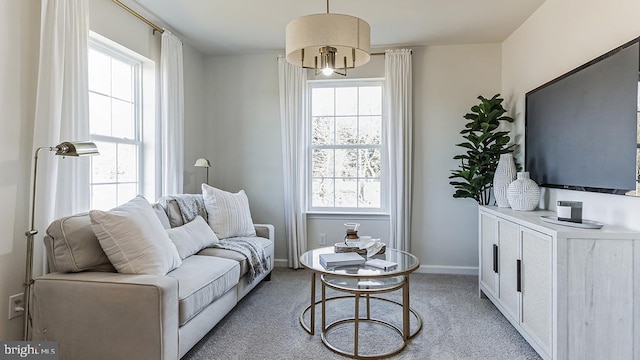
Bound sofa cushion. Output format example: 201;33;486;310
197;236;272;277
166;216;219;259
202;184;256;239
163;199;185;228
45;213;115;273
152;203;171;229
167;255;240;326
197;248;247;277
90;195;182;275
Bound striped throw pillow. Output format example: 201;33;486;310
202;184;256;239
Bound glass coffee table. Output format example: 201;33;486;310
299;246;422;359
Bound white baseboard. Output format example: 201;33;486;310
274;258;289;267
415;265;478;276
275;258;478;276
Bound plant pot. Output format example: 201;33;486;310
493;153;516;207
507;172;540;211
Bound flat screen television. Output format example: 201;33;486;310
525;37;639;195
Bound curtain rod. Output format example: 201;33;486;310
111;0;164;34
371;50;413;56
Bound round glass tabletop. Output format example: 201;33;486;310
299;246;420;278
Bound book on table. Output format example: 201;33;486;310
364;258;397;270
319;252;365;268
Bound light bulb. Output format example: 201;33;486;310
322;67;334;76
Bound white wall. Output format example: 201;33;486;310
502;0;640;230
412;44;502;273
89;0;160;64
203;52;287;259
0;0;40;341
203;44;502;272
182;45;206;194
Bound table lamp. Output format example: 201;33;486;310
194;158;211;185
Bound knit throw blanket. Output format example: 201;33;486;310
158;195;267;283
213;237;268;284
158;194;208;224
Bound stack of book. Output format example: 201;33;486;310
319;252;365;268
334;242;386;256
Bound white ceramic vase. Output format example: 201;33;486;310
507;172;541;211
493;153;517;207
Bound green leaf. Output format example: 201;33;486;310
449;93;515;204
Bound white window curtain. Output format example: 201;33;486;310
31;0;91;276
278;57;308;269
385;49;413;251
160;30;184;196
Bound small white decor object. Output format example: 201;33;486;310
556;201;583;223
365;258;397;270
507;172;541;211
493;153;517;207
359;239;385;257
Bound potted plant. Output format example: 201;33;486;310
449;94;516;205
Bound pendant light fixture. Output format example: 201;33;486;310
285;0;371;76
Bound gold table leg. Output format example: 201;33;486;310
354;293;360;357
299;272;317;334
403;275;410;340
321;275;326;332
311;272;316;335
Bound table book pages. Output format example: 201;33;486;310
365;258;398;270
319;252;365;268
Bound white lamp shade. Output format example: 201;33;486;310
194;158;210;167
286;13;370;70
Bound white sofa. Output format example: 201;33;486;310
30;196;274;360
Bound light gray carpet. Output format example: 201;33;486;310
183;268;541;360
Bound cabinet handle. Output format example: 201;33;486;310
516;259;522;292
492;244;499;273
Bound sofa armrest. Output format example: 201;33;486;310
31;272;179;360
253;223;274;242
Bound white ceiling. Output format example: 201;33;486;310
130;0;546;55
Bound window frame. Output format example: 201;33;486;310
88;36;144;209
307;78;387;214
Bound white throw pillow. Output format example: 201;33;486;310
166;216;219;259
202;184;256;239
89;195;182;275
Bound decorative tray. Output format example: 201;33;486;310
334;242;386;255
540;216;604;229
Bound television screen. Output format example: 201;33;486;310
525;39;639;195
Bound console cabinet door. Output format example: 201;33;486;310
480;212;498;297
520;227;552;357
497;219;520;322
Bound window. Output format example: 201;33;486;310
88;40;143;210
308;80;385;212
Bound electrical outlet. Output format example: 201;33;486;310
8;293;24;320
319;233;327;245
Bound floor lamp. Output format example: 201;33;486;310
194;158;211;185
23;141;99;341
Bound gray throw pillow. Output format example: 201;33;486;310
202;184;256;239
45;213;115;273
90;195;182;275
166;216;219;259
